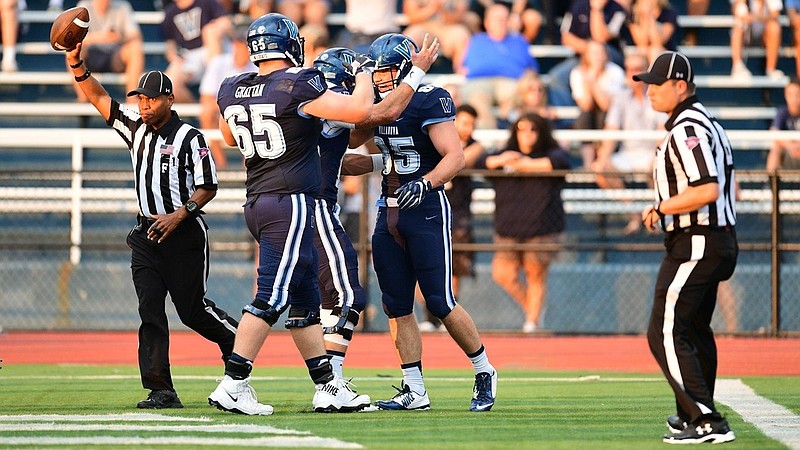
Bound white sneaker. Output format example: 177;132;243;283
418;321;437;332
375;382;431;410
731;62;752;79
1;59;17;73
208;376;274;415
522;322;538;333
767;69;786;80
313;377;371;412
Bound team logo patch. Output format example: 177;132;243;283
159;144;174;155
307;74;325;92
198;147;209;158
684;136;700;150
439;97;453;114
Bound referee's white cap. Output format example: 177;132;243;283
632;51;693;86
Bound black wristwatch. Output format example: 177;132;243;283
184;200;200;217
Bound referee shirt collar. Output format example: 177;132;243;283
665;95;699;131
149;110;181;136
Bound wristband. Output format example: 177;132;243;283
370;154;385;173
654;201;665;218
401;66;426;91
69;60;84;69
75;70;92;82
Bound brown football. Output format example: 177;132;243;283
49;6;90;51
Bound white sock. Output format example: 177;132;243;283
2;47;15;62
401;363;425;394
468;346;494;375
328;353;344;379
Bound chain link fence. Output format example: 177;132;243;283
1;167;798;335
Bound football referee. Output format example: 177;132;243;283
634;51;738;445
66;44;238;409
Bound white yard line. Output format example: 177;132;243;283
0;436;361;448
716;379;800;450
0;413;210;422
0;423;308;434
0;374;663;382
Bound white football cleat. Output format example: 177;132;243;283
313;377;371;413
376;382;431;411
208;375;274;415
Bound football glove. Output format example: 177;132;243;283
349;53;376;75
394;178;432;209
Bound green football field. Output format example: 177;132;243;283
1;365;798;449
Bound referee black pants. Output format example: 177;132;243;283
127;215;238;392
647;226;737;424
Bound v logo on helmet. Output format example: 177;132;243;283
282;18;299;39
393;40;413;61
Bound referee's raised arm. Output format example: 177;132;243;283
65;43;112;122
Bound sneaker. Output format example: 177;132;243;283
208;376;273;415
663;416;735;444
1;59;17;73
731;62;752;79
767;69;786;80
136;389;183;409
522;322;537;333
418;321;438;332
376;382;430;410
470;371;497;412
666;414;687;434
313;377;371;413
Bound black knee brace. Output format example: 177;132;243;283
284;306;321;328
243;302;283;326
323;306;361;340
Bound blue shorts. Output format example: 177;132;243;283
245;193;320;314
372;191;457;319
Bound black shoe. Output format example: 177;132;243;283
666;414;687;434
136;390;184;409
663;416;735;444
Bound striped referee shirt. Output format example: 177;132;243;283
107;100;217;217
654;95;736;232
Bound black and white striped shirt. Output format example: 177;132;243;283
654;95;736;232
108;100;217;217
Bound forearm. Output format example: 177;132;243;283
423;151;465;188
658;183;719;215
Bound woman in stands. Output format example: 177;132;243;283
629;0;679;62
475;113;571;333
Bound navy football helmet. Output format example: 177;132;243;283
368;33;418;97
313;47;357;94
247;13;305;67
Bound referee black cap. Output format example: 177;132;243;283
633;51;693;85
127;71;173;98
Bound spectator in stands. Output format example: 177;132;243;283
591;51;668;234
198;25;252;171
276;0;328;28
229;0;273;20
683;0;709;46
629;0;679;62
547;0;628;108
300;22;329;68
71;0;145;103
570;40;626;168
333;0;400;54
476;113;571;333
461;3;539;129
472;0;543;43
766;78;800;171
729;0;784;80
162;0;232;103
402;0;473;74
785;0;800;79
508;71;557;125
0;0;20;72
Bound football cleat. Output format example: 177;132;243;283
313;377;371;413
136;389;183;409
376;382;430;411
470;371;497;412
663;416;735;444
208;376;274;415
666;414;687;434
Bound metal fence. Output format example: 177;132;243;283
1;165;798;336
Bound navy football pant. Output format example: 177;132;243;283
372;191;457;319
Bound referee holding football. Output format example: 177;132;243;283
634;51;738;445
65;43;238;409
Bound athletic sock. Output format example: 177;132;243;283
307;355;335;385
224;352;253;380
467;345;494;375
401;361;425;394
327;350;345;379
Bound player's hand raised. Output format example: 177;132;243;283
411;33;440;73
394;177;432;209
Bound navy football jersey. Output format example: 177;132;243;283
374;84;456;199
317;84;350;205
217;67;327;195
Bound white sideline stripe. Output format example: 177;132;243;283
0;413;209;422
0;374;662;382
716;379;800;450
0;436;361;448
0;424;308;434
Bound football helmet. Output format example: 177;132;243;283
313;47;357;94
368;33;418;97
247;13;305;67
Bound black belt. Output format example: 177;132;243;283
669;225;735;235
137;214;156;227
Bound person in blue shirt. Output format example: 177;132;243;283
460;3;539;129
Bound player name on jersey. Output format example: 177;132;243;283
378;125;399;136
235;84;265;98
